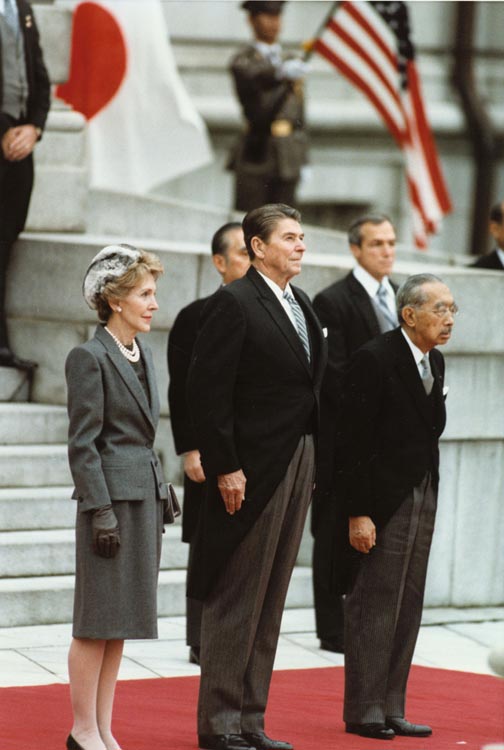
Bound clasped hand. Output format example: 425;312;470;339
92;505;121;558
1;124;38;161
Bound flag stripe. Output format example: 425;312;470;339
313;0;452;248
327;18;401;109
314;39;404;145
346;1;397;68
318;30;405;135
407;62;452;213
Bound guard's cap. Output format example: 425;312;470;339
241;1;285;16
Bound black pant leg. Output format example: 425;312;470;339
0;154;34;347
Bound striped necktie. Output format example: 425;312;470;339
419;354;434;394
283;290;311;362
376;283;398;329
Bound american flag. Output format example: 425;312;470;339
313;0;452;249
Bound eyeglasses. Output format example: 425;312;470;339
422;304;459;318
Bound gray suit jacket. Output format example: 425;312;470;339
66;325;168;513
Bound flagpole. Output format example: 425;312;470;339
302;0;340;61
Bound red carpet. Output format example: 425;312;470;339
0;666;502;749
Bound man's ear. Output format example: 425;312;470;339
401;306;416;327
349;243;361;262
212;253;227;276
251;236;264;259
489;221;500;242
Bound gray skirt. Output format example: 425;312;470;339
72;496;164;640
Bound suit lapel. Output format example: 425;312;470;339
138;338;160;426
347;274;381;337
292;286;326;383
429;351;446;432
95;326;155;430
393;329;434;428
248;268;313;375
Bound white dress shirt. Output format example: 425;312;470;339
497;247;504;266
401;327;430;378
353;264;396;320
254;40;282;66
257;270;298;330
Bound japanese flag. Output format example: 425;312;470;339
56;0;213;194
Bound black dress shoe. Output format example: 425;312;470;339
386;717;432;737
346;723;395;739
242;731;293;750
189;646;200;664
0;346;37;370
198;733;256;750
66;736;85;750
320;638;344;654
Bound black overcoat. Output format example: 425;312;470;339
186;266;327;600
168;295;210;542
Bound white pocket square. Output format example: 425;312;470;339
322;327;328;338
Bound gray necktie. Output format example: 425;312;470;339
376;283;398;329
283;290;311;362
4;0;19;35
419;354;434;394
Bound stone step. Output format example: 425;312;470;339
0;484;185;531
0;403;68;445
0;566;313;628
0;525;186;578
0;445;71;488
0;368;31;402
0;486;75;530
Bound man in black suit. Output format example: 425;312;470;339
311;214;398;654
187;204;326;750
167;222;249;665
470;200;504;269
339;273;456;740
0;0;50;368
229;1;308;212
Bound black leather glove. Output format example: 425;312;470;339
92;505;120;558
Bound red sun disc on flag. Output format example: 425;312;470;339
55;1;127;120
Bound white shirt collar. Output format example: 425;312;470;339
255;40;282;59
401;327;427;366
496;247;504;266
352;264;394;299
256;269;291;301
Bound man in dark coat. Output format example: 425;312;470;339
0;0;50;368
470;200;504;270
187;204;326;750
339;273;456;740
229;1;308;212
167;221;249;665
311;214;398;654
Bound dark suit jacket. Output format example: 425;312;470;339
168;295;210;542
229;44;307;181
338;327;446;527
0;0;50;138
470;249;504;270
186;265;327;600
66;325;168;513
312;272;398;502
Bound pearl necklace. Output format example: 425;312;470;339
104;326;140;362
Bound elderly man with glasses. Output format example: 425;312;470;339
336;273;457;740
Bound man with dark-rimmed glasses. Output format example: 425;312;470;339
338;273;457;740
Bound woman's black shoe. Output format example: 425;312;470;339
66;735;85;750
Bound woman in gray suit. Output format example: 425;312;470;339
65;245;173;750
